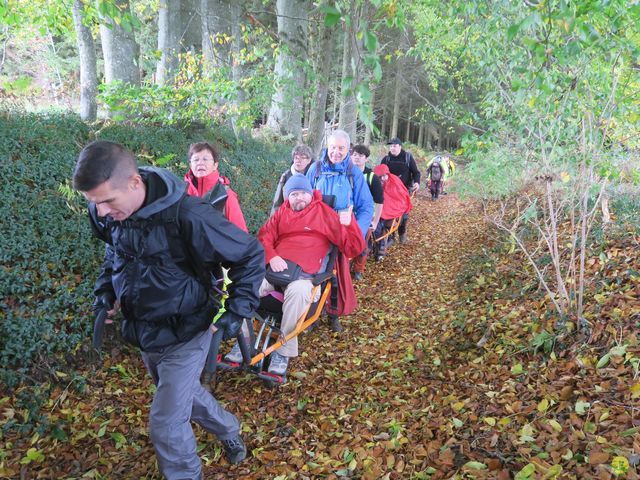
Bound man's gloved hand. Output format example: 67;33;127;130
214;312;244;341
93;292;115;312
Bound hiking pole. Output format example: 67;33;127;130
203;327;224;390
92;307;109;350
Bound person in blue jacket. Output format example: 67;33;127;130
306;129;374;240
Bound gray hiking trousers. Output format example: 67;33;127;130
141;328;240;480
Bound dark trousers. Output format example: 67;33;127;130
398;214;409;236
430;180;442;198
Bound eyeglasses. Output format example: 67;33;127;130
190;156;215;164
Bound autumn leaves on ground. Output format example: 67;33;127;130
5;192;639;479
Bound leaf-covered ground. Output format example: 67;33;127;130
2;192;639;479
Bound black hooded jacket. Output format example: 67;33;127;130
380;149;421;190
89;167;265;352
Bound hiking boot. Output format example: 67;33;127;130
329;316;343;332
221;435;247;464
353;271;363;281
223;342;243;364
399;234;407;244
376;255;385;262
268;351;289;375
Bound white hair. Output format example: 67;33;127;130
328;129;350;146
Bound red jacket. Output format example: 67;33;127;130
258;191;365;315
373;164;413;220
184;170;248;232
259;190;364;273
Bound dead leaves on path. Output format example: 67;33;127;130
2;194;639;479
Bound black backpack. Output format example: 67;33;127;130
430;161;443;181
204;181;229;215
88;193;215;290
382;151;411;168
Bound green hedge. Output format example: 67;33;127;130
0;112;290;386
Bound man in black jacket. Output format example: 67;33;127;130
380;137;421;243
73;141;264;479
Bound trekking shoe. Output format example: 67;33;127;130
399;234;408;244
376;255;385;262
268;351;289;375
223;342;243;364
221;435;247;464
353;271;363;281
329;316;343;332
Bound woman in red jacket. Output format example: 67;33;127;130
184;142;248;232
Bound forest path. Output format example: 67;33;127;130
210;189;502;479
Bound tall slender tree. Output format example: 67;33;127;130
307;18;334;157
156;0;181;85
71;0;97;121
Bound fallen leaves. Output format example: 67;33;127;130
2;193;639;478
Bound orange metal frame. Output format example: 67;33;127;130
247;279;333;366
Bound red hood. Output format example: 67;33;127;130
376;167;412;219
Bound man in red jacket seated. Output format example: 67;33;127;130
224;174;365;376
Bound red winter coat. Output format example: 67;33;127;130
258;190;365;315
373;164;413;220
184;170;248;232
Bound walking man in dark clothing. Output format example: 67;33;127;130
380;137;421;243
73;141;265;479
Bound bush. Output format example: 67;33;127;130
0;111;291;386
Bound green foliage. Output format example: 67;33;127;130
0;111;289;387
99;48;274;131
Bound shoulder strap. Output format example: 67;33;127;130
365;171;373;186
346;161;354;190
162;194;212;290
405;151;410;167
313;160;322;185
205;180;229;216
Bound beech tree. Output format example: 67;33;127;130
266;0;311;138
99;0;140;86
156;0;181;85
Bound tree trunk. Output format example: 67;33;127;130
391;68;401;138
266;0;310;139
417;123;424;148
337;1;363;141
201;0;213;66
203;0;232;70
380;81;389;140
156;0;181;85
72;0;97;121
180;0;200;48
229;1;247;136
307;21;333;158
99;0;140;86
404;98;412;141
363;85;375;145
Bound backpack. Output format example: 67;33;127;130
382;151;411;168
312;160;355;190
205;180;229;216
430;161;443;181
88;192;214;290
